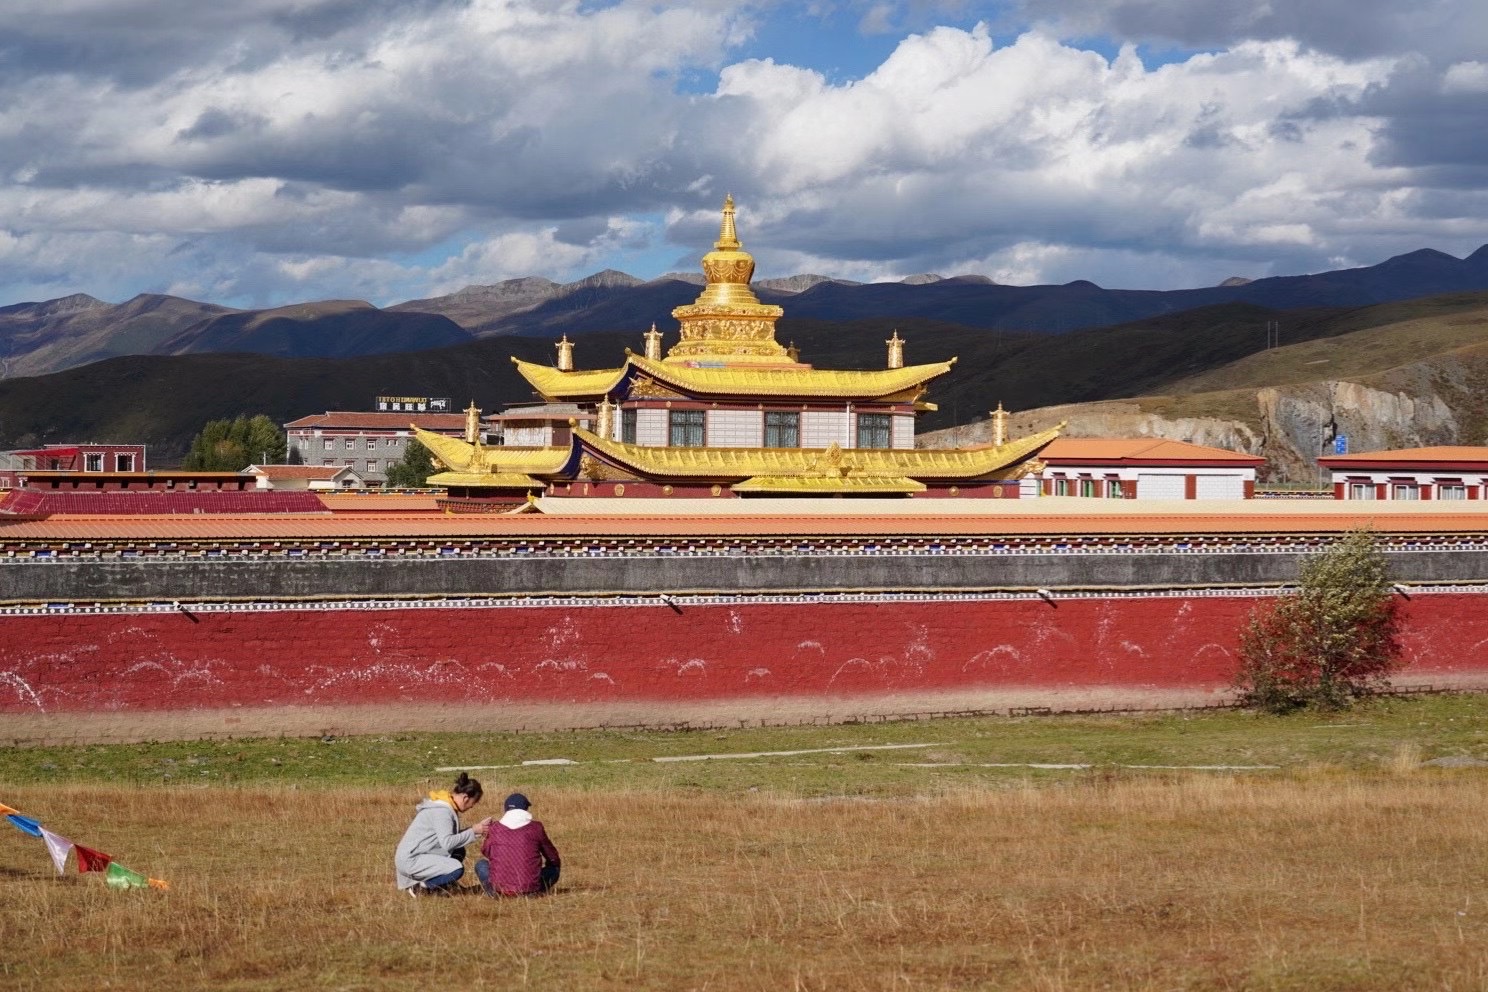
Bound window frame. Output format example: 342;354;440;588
855;412;891;449
764;411;799;448
668;409;705;447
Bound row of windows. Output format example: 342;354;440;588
1348;482;1469;500
1051;478;1127;498
316;437;407;451
621;410;895;449
82;453;135;472
319;460;388;473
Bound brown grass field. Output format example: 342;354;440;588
3;765;1488;991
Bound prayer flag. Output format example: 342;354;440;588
5;814;41;837
74;843;111;874
147;878;171;891
40;828;73;875
105;862;149;890
0;801;18;816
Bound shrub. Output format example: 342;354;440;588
1234;529;1403;713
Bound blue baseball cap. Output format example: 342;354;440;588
503;793;531;810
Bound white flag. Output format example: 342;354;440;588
40;827;73;875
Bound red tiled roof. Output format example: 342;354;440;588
284;412;467;430
252;465;345;480
1041;438;1263;464
1320;446;1488;468
1;508;1485;540
318;494;442;512
0;490;327;517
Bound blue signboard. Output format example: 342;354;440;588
1333;435;1348;455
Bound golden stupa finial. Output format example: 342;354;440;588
556;334;574;371
643;321;663;361
716;193;740;250
464;400;481;445
990;401;1009;448
666;194;788;365
886;330;904;370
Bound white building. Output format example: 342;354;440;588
284;411;467;485
1023;438;1264;499
1319;446;1488;500
246;464;366;491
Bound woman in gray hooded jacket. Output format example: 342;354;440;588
394;772;491;895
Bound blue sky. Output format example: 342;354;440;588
0;0;1484;308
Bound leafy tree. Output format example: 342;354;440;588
1233;529;1403;713
383;438;435;488
182;414;286;471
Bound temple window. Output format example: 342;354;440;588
622;409;637;444
669;410;705;447
856;413;891;449
1391;482;1420;500
764;412;799;448
1348;482;1374;500
84;453;103;472
1439;483;1466;500
115;453;134;472
1079;478;1098;498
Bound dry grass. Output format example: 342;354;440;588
3;773;1488;991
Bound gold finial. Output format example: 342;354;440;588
464;400;481;445
786;340;800;363
990;402;1009;447
595;397;615;439
643;321;663;361
555;334;574;372
886;330;904;370
716;193;740;250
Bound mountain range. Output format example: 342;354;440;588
3;245;1487;380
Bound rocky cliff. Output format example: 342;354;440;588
922;345;1488;483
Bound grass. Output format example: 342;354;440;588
4;696;1488;990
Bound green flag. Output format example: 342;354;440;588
105;862;149;890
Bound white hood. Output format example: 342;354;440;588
498;809;533;829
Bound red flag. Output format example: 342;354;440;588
74;844;111;873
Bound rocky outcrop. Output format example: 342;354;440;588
922;376;1472;484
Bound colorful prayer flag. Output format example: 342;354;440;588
74;843;111;874
0;801;18;816
105;862;149;890
40;828;73;875
5;813;41;837
147;878;171;891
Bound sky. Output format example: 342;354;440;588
0;0;1485;308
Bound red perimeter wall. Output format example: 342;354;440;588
3;593;1486;714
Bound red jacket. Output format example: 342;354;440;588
481;816;560;895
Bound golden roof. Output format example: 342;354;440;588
575;426;1062;483
732;474;926;495
426;471;544;488
513;353;954;401
412;426;570;477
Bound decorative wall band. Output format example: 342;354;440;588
1;583;1484;617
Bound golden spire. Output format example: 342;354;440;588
668;195;788;365
595;397;615;439
990;402;1009;447
716;193;740;250
886;330;904;370
464;400;481;444
555;334;574;371
643;321;663;361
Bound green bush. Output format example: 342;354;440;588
1234;530;1403;713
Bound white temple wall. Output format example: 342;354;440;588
706;409;763;447
801;411;851;448
892;414;915;450
634;408;669;447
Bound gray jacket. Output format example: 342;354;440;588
394;798;475;890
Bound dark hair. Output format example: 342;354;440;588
452;772;483;803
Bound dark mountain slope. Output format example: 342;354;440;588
5;291;1485;463
159;300;471;359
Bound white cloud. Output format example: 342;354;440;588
0;1;1483;307
1442;60;1488;93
